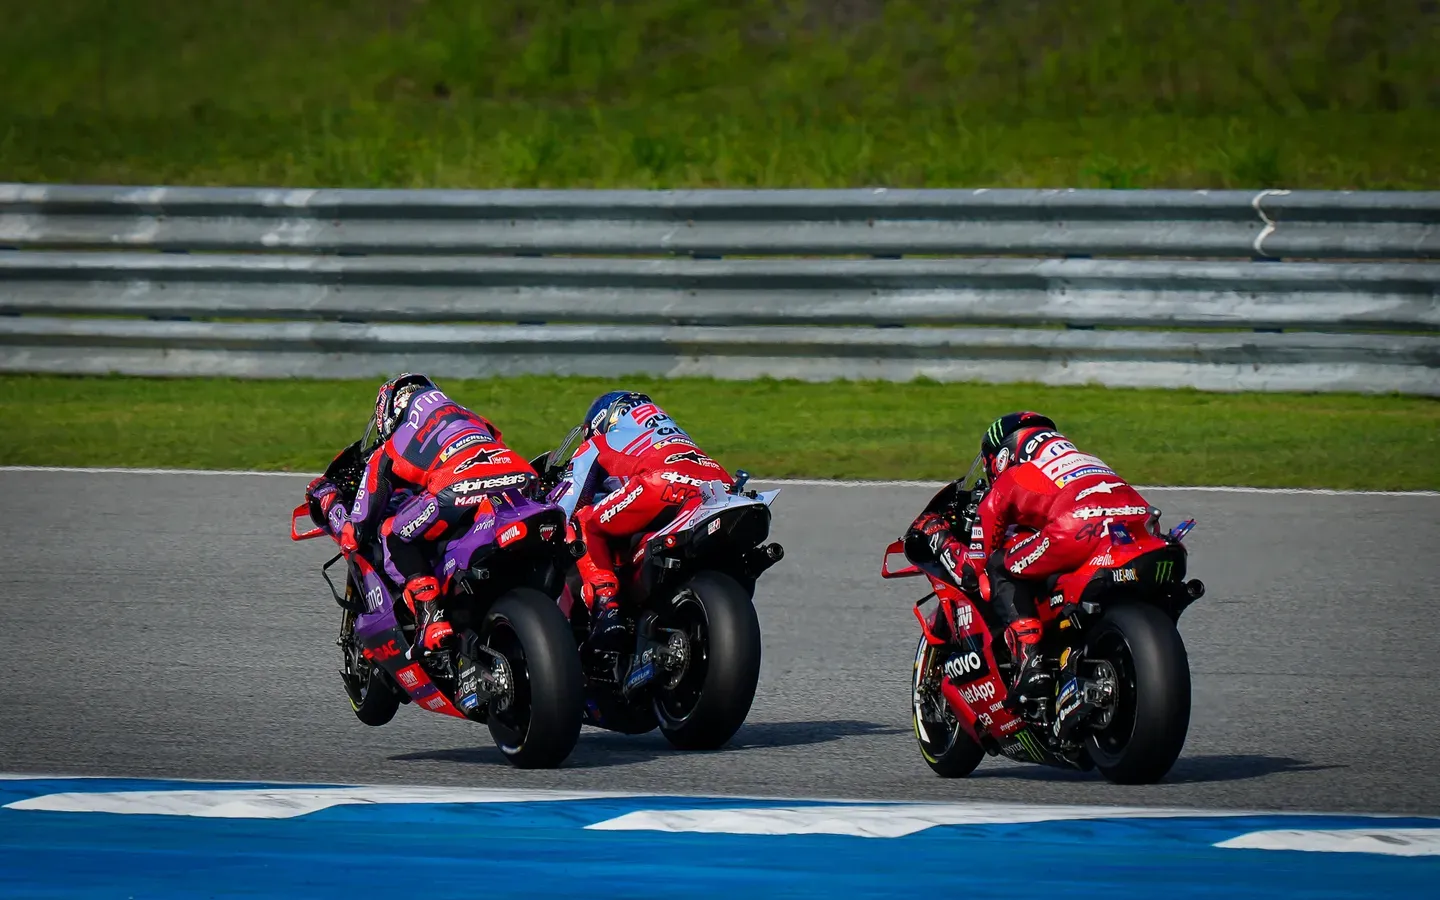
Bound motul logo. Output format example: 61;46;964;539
498;523;526;547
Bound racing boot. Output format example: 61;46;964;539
1004;618;1051;708
403;576;453;653
582;576;628;652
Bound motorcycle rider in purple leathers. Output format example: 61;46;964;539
307;374;537;653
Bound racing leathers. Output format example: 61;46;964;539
909;429;1152;702
313;388;536;652
552;401;732;648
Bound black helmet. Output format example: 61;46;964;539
373;373;437;443
583;390;653;440
980;411;1058;480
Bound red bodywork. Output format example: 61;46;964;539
882;527;1170;747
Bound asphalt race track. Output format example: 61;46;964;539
2;470;1437;814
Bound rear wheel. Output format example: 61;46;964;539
912;636;985;777
339;610;401;727
483;588;585;769
1083;603;1192;784
655;571;762;751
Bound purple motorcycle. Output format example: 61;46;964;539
291;439;584;768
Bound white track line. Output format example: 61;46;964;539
0;466;1434;496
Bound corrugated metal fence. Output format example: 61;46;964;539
1;184;1436;393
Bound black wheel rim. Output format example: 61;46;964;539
1085;625;1139;765
338;610;373;707
484;615;533;752
654;591;710;726
913;639;960;761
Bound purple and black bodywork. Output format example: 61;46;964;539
292;440;569;721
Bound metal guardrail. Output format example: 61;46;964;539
0;184;1436;394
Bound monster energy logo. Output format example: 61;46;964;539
1012;729;1044;762
1155;560;1175;582
987;419;1004;447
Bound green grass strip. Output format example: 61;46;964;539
3;375;1435;491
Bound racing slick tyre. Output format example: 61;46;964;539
655;571;762;751
482;588;585;769
1083;603;1192;785
339;610;402;727
911;636;985;777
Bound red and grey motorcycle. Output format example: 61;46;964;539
882;461;1206;784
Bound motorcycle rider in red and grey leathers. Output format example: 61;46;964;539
307;374;537;653
907;411;1153;703
550;391;733;650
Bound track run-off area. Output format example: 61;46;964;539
1;467;1437;897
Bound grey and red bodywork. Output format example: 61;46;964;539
293;466;564;719
884;521;1189;758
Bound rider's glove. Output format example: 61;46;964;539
307;477;340;513
338;521;359;557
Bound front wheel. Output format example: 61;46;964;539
1083;603;1192;784
912;636;985;777
482;588;585;769
339;609;401;727
655;571;762;751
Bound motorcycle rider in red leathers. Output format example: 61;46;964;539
908;411;1154;704
551;391;733;650
306;374;537;654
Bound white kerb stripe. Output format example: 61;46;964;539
585;803;1241;838
1216;828;1440;857
3;786;622;819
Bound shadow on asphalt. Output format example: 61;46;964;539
968;754;1344;784
388;719;901;770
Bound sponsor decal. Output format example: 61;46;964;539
944;650;990;682
993;447;1011;474
1048;593;1065;608
976;711;993;727
451;472;531;495
362;639;402;662
599;484;645;523
707;518;722;535
397;501;437;539
1009;537;1051;574
539;524;557;542
1021;431;1065;457
364;585;382;611
1088;553;1114;566
1155;559;1175;581
630;403;661;423
1113;568;1139;583
1035;440;1077;461
1075;480;1125;501
444;558;458;574
1009;730;1045;762
664;449;712;466
1040;452;1107;482
651;437;695;451
959;680;997;705
1056;465;1118;487
660;470;706;487
1071;505;1149;521
498;522;527;547
955;603;973;629
425;696;448;711
438;433;486;462
397;668;421;689
452;448;507;472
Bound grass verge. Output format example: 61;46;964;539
1;0;1435;189
2;375;1435;490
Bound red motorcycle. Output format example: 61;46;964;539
882;464;1206;784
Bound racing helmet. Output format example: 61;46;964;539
373;373;437;443
979;411;1058;480
583;390;653;440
